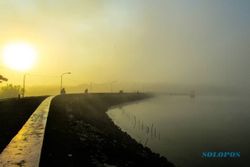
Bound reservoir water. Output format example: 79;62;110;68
107;95;250;167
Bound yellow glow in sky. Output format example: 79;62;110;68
0;1;249;90
2;42;37;72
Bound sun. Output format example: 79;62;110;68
2;42;37;71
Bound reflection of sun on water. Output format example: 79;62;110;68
2;42;37;71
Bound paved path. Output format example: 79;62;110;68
0;96;54;167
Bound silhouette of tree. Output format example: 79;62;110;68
0;75;8;83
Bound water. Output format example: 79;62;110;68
107;95;250;167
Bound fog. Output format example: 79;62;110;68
0;0;250;95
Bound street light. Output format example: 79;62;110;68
22;73;28;97
60;72;71;93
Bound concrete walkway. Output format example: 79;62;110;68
0;96;54;167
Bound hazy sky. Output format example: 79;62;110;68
0;0;250;89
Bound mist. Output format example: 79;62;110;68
1;0;250;95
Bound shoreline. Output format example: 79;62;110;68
40;93;175;167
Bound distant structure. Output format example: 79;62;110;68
60;88;66;95
119;90;124;94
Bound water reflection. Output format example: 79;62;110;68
107;95;250;167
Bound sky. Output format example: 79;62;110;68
0;0;250;92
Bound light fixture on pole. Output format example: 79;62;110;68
22;73;28;97
60;72;71;93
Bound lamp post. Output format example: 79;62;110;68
22;73;28;97
60;72;71;93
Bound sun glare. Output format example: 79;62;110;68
2;42;37;71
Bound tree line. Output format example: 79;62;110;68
0;74;21;98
